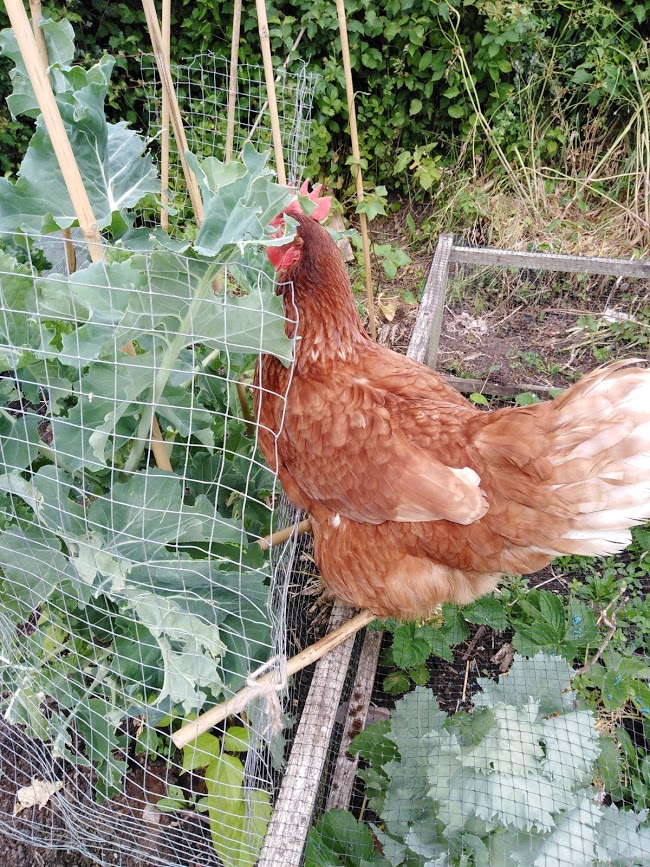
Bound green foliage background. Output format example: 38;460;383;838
1;0;649;198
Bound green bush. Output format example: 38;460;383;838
1;1;649;200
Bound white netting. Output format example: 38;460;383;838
0;229;300;866
140;52;319;232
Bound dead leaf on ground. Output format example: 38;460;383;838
14;777;63;814
491;642;515;673
378;296;398;322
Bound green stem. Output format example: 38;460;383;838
124;260;223;473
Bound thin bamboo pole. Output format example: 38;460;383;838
243;27;306;149
141;0;204;223
257;517;310;551
5;0;103;259
225;0;242;163
255;0;286;185
28;0;77;274
159;0;171;231
335;0;376;341
172;608;375;749
7;0;172;472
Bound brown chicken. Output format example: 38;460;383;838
255;197;650;619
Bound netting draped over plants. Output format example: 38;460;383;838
0;13;317;866
0;230;295;866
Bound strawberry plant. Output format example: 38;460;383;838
0;16;295;818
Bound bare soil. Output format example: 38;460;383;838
0;720;218;867
365;210;650;393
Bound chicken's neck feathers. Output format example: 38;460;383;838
284;227;370;371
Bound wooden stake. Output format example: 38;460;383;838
5;0;103;260
159;0;171;231
225;0;242;163
255;0;286;185
335;0;376;341
141;0;204;223
172;608;375;748
257;517;311;551
325;628;383;810
7;0;172;472
28;0;77;273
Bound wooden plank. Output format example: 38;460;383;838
450;245;650;278
325;629;383;811
443;374;554;399
324;255;451;812
257;604;358;867
407;235;454;369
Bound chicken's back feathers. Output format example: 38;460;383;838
256;214;650;618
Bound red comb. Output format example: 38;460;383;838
287;179;332;222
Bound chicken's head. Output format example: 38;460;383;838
267;180;332;274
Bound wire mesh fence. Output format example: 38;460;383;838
140;52;319;233
0;230;302;866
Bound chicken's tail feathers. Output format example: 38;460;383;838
544;359;650;556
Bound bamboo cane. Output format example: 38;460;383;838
5;0;103;259
225;0;242;163
141;0;204;224
257;517;310;551
243;27;306;149
159;0;171;231
6;0;172;471
28;0;77;274
255;0;286;185
334;0;376;341
172;608;375;748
